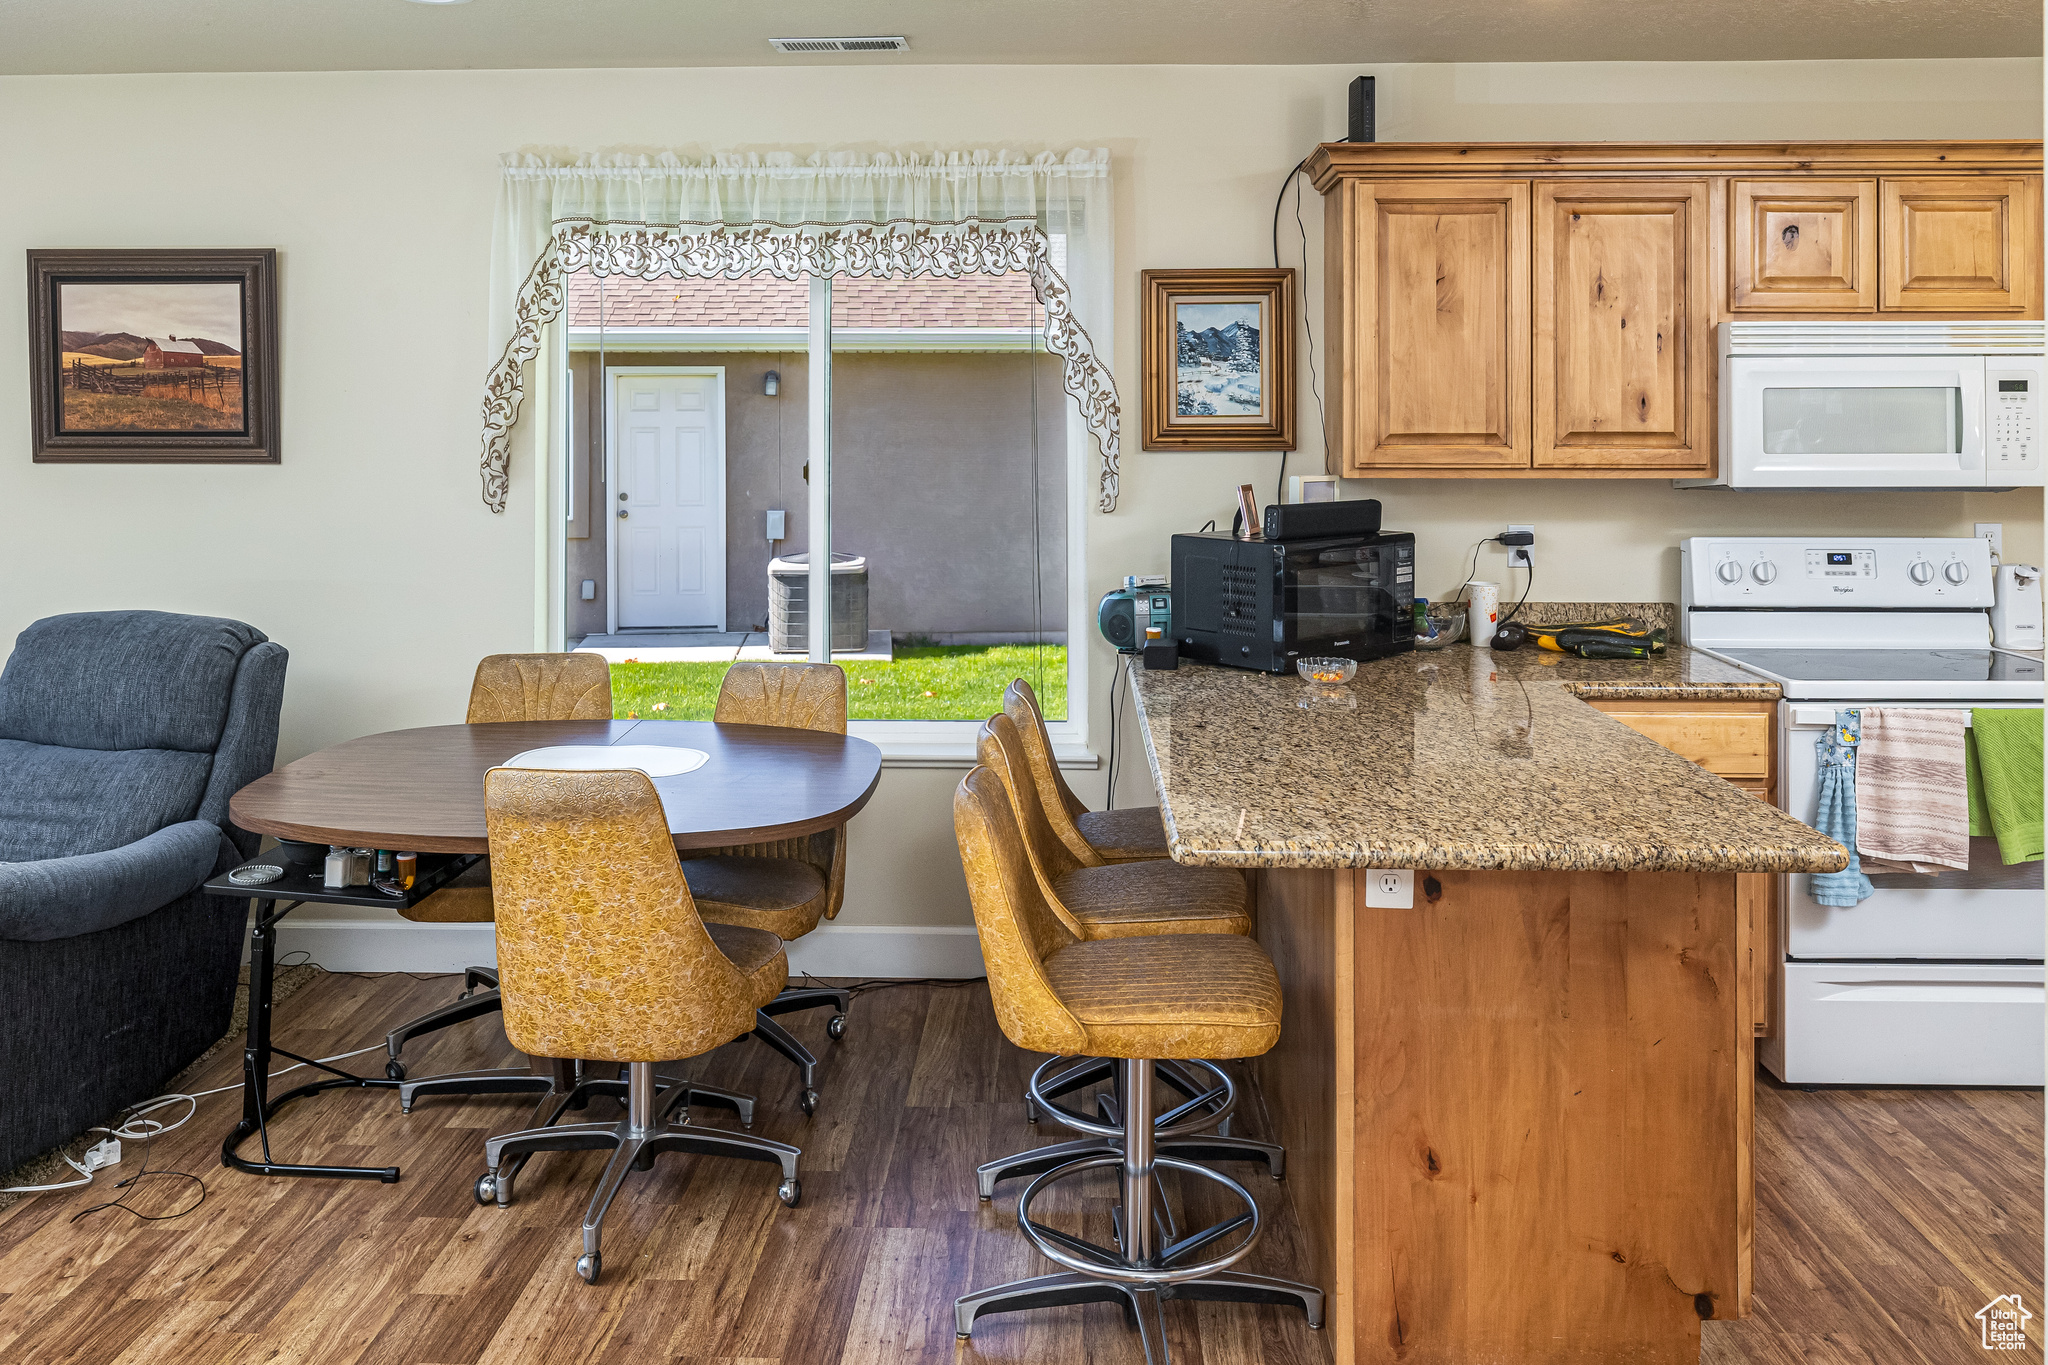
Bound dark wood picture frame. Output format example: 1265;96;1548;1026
28;248;280;464
1141;267;1295;451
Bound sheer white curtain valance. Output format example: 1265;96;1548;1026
482;148;1120;513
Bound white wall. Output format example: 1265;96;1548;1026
0;58;2039;956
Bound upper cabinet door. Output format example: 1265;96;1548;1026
1338;180;1529;472
1729;179;1877;313
1881;177;2037;313
1533;180;1711;471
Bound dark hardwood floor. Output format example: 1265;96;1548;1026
0;971;2035;1365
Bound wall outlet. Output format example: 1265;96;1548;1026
1507;525;1534;569
1977;523;2004;559
83;1138;120;1172
766;509;787;541
1364;868;1414;908
579;579;596;601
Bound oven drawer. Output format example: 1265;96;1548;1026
1769;962;2045;1085
1589;702;1772;779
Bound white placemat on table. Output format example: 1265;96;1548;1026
503;744;710;778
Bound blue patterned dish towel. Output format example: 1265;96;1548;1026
1809;709;1874;907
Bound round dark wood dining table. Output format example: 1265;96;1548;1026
228;718;884;852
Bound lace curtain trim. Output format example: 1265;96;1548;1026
479;218;1120;513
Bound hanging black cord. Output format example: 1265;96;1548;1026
1104;653;1126;811
1293;168;1329;497
1271;155;1333;507
1500;561;1535;629
1271;157;1306;506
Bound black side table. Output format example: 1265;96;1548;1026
203;850;478;1182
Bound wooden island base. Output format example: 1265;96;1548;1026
1252;866;1754;1365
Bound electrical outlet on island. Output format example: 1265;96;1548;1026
1364;869;1414;908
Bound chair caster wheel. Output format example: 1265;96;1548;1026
385;1060;406;1081
575;1252;601;1284
799;1089;818;1116
777;1177;801;1207
473;1173;496;1206
826;1014;847;1041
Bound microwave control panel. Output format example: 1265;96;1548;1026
1989;368;2041;474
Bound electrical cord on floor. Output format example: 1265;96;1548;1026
0;1041;388;1197
69;1131;205;1225
276;950;456;981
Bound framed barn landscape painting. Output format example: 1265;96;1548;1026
1141;267;1294;451
28;248;279;463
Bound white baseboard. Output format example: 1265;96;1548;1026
270;916;986;979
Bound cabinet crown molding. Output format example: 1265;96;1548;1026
1308;140;2045;190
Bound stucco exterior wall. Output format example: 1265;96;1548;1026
567;349;1068;642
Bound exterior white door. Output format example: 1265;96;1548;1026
612;370;725;630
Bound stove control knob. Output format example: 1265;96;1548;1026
1944;560;1970;584
1751;559;1778;584
1909;560;1936;584
1715;560;1744;584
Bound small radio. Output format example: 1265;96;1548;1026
1098;576;1171;653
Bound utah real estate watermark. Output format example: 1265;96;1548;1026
1977;1294;2033;1351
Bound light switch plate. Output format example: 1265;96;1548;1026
1364;868;1414;908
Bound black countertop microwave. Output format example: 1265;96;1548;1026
1170;529;1416;673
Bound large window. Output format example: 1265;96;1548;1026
559;267;1073;736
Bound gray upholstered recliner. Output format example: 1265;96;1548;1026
0;611;287;1171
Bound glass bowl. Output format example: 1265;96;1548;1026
1296;657;1357;687
1415;606;1466;651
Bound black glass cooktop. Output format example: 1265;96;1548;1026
1720;648;2045;684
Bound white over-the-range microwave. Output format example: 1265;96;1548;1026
1678;320;2045;490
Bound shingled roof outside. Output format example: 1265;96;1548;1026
565;271;1042;330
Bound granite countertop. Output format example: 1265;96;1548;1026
1129;643;1847;874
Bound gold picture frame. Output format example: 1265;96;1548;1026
1141;267;1295;451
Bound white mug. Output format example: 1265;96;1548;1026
1466;580;1500;649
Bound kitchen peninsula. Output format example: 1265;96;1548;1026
1130;640;1848;1365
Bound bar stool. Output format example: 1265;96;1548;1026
976;715;1282;1192
951;765;1321;1361
979;713;1248;939
470;766;802;1285
1004;677;1170;864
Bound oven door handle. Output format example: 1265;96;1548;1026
1789;704;1980;729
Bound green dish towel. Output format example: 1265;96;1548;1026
1968;709;2044;865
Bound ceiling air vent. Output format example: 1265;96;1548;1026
769;36;910;53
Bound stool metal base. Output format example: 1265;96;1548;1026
957;1059;1321;1364
954;1270;1325;1353
980;1055;1282;1200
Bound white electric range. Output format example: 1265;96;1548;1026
1681;536;2044;1087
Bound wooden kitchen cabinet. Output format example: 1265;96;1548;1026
1881;176;2037;313
1591;699;1781;1038
1309;142;2043;480
1329;179;1529;470
1532;180;1711;470
1730;178;1877;312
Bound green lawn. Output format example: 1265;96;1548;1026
611;644;1067;722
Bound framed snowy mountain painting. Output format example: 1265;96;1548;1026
1141;267;1294;451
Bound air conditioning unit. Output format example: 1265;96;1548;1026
769;36;910;53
